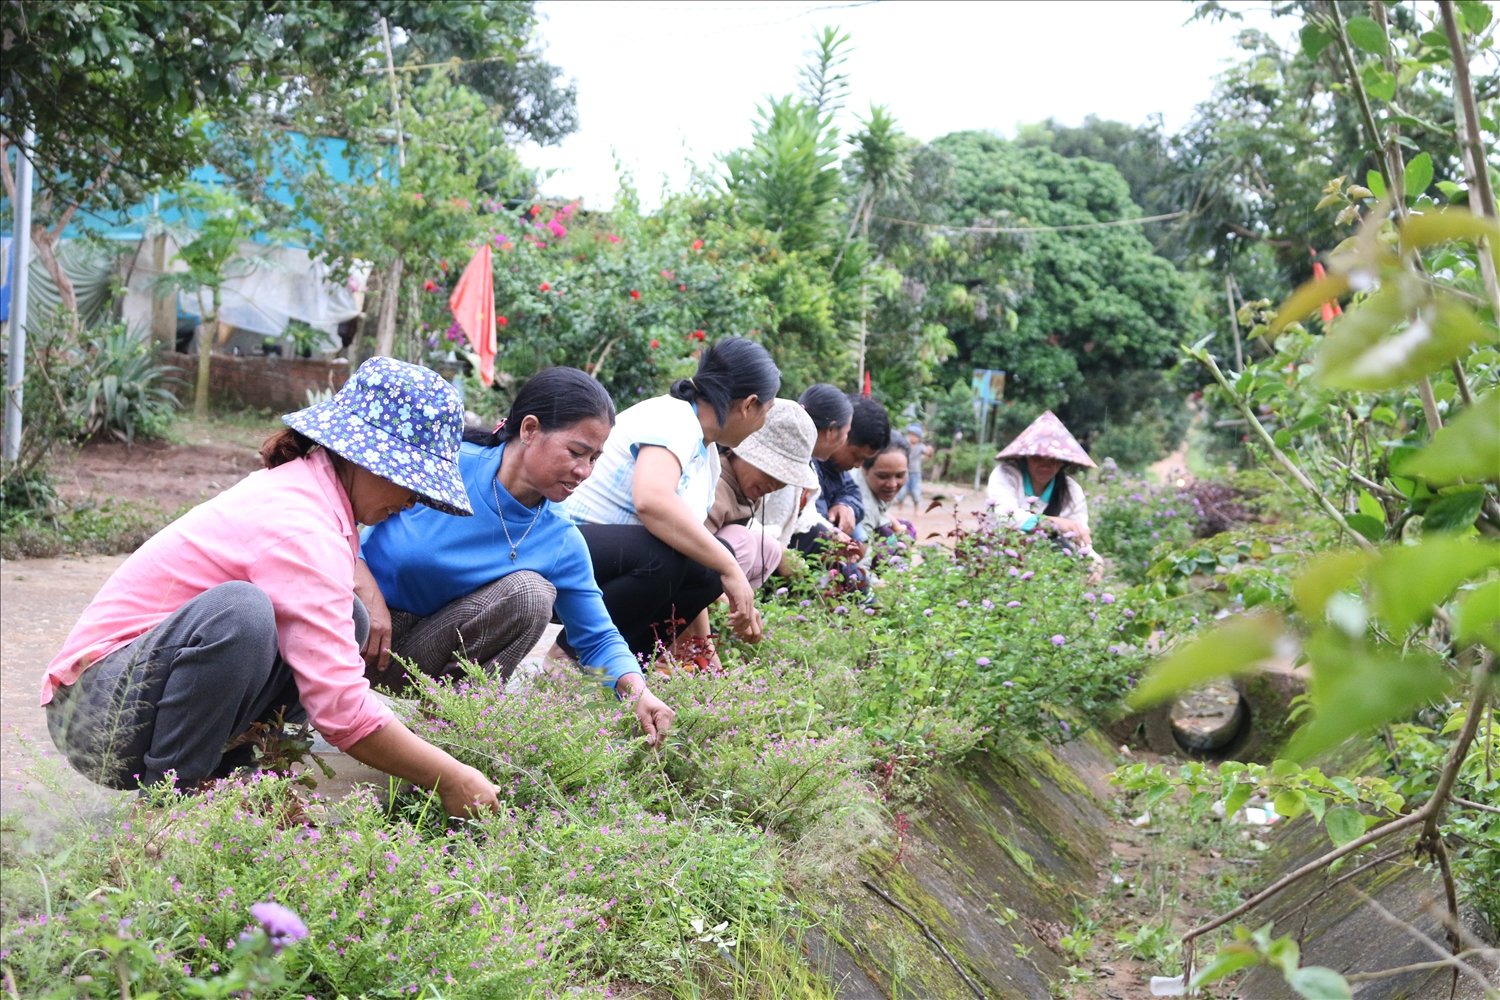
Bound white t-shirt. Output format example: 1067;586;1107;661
558;394;721;526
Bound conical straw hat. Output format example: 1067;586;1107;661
995;410;1095;468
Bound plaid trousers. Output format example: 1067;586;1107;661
371;571;556;694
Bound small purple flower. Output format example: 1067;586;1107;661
1123;609;1135;619
1083;592;1096;602
1019;571;1034;581
833;605;849;616
799;600;812;608
1003;680;1014;688
863;607;876;616
1050;634;1066;646
923;608;934;617
1006;600;1021;608
981;599;994;610
1004;548;1019;558
976;657;991;666
956;599;970;609
774;587;789;597
250;902;307;953
1058;720;1071;735
1008;567;1019;577
1101;593;1116;605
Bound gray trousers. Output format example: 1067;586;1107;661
371;571;555;694
46;581;369;790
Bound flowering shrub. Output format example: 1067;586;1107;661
2;497;1169;997
410;199;777;404
1089;462;1198;585
856;506;1154;750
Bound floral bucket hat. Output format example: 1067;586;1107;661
732;400;820;490
282;357;474;516
996;410;1096;469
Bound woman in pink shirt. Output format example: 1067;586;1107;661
41;357;502;817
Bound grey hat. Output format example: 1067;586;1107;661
282;357;474;515
732;400;819;490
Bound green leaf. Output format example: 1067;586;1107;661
1403;152;1434;201
1361;63;1397;102
1272;272;1352;334
1318;296;1490;392
1324;805;1365;846
1369;536;1500;631
1294;550;1375;619
1461;2;1494;33
1366;170;1387;199
1397;392;1500;484
1287;637;1453;761
1287;966;1353;1000
1191;943;1261;988
1456;579;1500;653
1273;789;1307;819
1357;490;1384;522
1346;16;1389;55
1223;780;1255;818
1423;486;1487;534
1128;613;1283;710
1400;210;1500;275
1347;514;1385;542
1300;24;1334;59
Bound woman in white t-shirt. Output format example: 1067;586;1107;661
557;338;780;663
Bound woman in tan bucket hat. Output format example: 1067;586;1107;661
985;410;1101;567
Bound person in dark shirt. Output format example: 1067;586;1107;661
791;394;890;588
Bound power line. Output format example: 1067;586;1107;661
871;209;1190;234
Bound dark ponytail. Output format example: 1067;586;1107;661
260;428;318;468
669;337;780;424
797;383;853;430
463;367;615;446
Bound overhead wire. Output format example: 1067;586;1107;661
870;210;1192;234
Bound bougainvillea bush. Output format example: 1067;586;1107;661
1;505;1166;997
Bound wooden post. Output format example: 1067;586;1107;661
150;232;176;348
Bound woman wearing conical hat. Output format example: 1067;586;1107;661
985;411;1100;566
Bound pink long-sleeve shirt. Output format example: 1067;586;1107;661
40;448;394;751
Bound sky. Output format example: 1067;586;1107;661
519;0;1292;210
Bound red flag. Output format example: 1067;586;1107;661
862;370;872;397
449;245;497;386
1309;249;1343;324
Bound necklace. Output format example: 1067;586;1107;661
492;475;544;562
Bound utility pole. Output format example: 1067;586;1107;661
4;128;36;464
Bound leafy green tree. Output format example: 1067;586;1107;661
868;132;1202;447
0;1;568;334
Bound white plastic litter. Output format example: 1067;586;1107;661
1243;805;1280;826
1150;974;1186;996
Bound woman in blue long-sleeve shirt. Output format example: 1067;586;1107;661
357;367;676;744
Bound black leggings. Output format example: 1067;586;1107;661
565;523;727;660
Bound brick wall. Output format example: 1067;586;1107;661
164;353;353;413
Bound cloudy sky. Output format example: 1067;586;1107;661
518;0;1290;209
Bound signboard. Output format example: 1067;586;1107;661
971;368;1006;404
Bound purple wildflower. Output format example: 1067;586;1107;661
250;902;308;953
981;599;994;610
1101;593;1116;604
1050;634;1066;646
833;605;849;616
976;657;991;666
1006;600;1021;608
923;608;934;617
